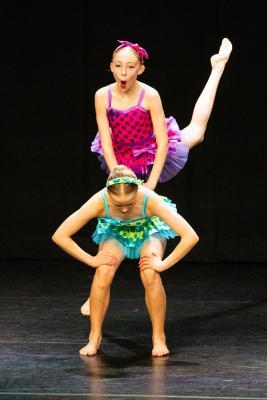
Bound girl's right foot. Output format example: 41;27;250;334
210;38;233;72
79;337;101;356
81;298;90;316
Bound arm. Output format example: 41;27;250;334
144;89;169;190
95;88;118;171
140;192;199;271
52;192;116;268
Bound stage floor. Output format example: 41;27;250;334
0;260;266;399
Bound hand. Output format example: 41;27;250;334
143;181;157;190
91;250;118;268
139;252;164;272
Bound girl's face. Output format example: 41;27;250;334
109;190;138;214
110;47;145;91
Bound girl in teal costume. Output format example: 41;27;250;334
93;176;177;259
52;165;199;357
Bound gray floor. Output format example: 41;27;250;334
0;260;266;399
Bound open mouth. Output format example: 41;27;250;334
120;80;127;89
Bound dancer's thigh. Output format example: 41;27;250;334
181;124;204;150
140;233;166;259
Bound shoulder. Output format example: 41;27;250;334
144;189;174;217
95;86;111;111
79;189;105;217
95;85;110;100
141;83;162;109
141;83;161;99
139;186;159;208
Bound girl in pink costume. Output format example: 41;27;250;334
91;38;233;190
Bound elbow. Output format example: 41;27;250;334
185;231;199;248
192;232;199;246
52;232;60;245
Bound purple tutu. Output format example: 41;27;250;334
91;116;189;182
160;117;189;182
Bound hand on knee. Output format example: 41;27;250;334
93;250;119;268
139;250;164;273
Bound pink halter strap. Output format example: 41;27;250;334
108;86;146;108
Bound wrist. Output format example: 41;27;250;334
161;260;170;272
146;178;157;188
86;254;95;268
160;260;168;272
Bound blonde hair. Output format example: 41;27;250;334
112;46;143;64
107;165;138;195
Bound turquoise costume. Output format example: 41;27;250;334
92;189;178;259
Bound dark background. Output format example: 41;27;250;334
1;1;266;263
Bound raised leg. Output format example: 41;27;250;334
182;38;233;149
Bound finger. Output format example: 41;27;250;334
139;265;149;271
139;258;150;264
103;260;115;265
139;261;152;268
140;265;155;271
105;261;114;266
139;255;152;262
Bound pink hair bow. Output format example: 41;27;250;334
115;40;149;61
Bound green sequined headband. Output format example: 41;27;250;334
106;177;144;188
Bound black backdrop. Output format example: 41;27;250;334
1;1;266;263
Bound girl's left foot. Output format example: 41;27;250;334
211;38;233;72
81;298;90;316
152;340;170;357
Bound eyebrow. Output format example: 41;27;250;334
114;201;134;207
113;61;137;64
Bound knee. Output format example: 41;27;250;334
194;127;205;144
95;264;117;288
141;268;158;288
197;134;204;144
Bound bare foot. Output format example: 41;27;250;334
211;38;233;72
152;340;170;357
81;298;90;316
79;338;101;356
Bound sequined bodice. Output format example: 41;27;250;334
107;87;155;146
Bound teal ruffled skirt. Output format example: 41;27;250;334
92;197;178;259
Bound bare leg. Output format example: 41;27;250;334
79;264;116;356
79;239;125;356
81;290;110;317
182;37;233;149
80;239;124;317
140;235;169;357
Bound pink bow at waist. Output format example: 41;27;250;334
132;141;177;157
133;143;157;157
